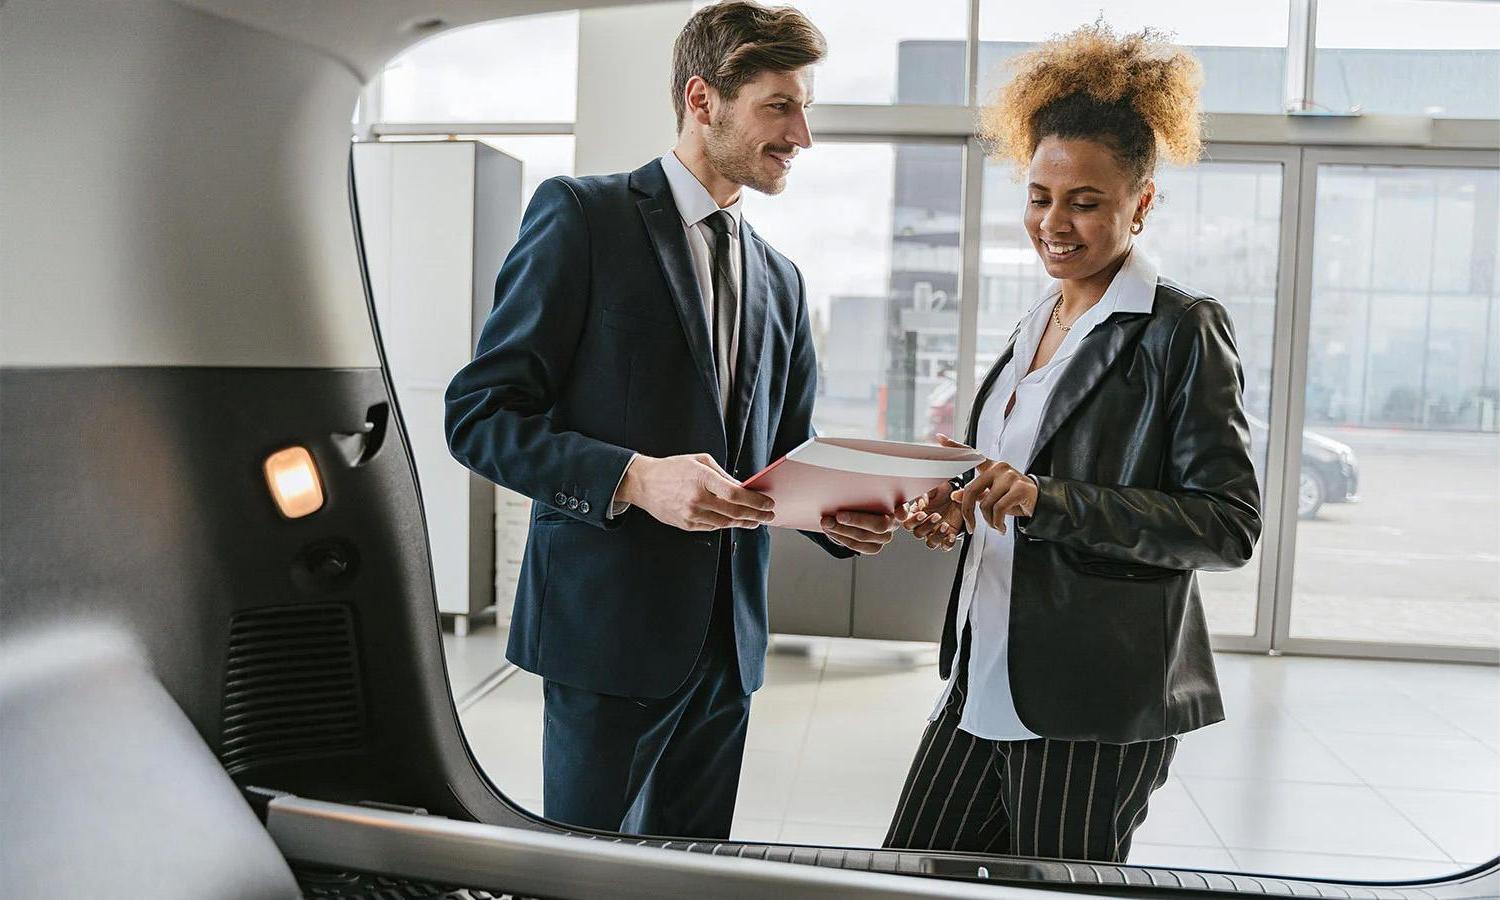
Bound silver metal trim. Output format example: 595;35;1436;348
266;796;1057;899
964;0;981;107
1292;145;1500;169
374;122;577;136
1259;145;1305;652
1203;113;1498;150
1211;634;1269;654
955;137;984;437
1284;0;1319;114
808;104;978;137
456;662;521;713
1273;638;1499;666
368;111;1498;152
1271;146;1323;655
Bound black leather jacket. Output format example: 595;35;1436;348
939;278;1262;743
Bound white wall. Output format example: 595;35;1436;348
573;2;692;176
0;0;378;368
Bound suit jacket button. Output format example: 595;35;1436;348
568;497;580;510
554;492;568;506
579;501;591;515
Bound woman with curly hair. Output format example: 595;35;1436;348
883;23;1262;863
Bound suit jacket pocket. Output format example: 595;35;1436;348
534;509;587;525
1061;546;1183;582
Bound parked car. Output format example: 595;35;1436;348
922;382;1359;519
1246;413;1360;519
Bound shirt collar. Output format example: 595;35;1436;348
1030;246;1160;321
660;150;743;232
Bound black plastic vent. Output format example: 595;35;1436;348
220;604;366;774
293;865;543;899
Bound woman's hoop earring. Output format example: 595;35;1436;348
1130;220;1144;235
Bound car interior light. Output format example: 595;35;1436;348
264;446;324;518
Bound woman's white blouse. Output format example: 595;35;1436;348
931;249;1160;741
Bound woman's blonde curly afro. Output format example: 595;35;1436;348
980;21;1204;182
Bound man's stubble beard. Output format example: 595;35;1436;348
705;114;787;196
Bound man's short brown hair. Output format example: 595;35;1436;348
671;1;827;130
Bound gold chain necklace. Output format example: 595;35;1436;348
1051;297;1078;332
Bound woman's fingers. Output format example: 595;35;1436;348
918;512;952;540
957;464;1024;534
978;486;1006;533
952;479;975;531
958;468;998;531
981;478;1033;534
938;435;997;477
898;502;924;532
1001;480;1035;520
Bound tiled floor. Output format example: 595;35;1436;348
443;629;1500;883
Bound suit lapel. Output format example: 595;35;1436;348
632;163;723;417
729;227;770;463
1024;313;1152;470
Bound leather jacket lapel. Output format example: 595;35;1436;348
1025;313;1152;471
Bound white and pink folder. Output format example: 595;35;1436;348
742;437;986;531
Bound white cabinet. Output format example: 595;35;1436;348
353;140;525;634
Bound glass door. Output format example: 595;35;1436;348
1272;147;1500;663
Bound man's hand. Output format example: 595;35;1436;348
953;459;1037;535
617;453;775;532
820;510;897;555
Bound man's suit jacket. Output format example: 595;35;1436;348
445;158;853;700
940;279;1262;744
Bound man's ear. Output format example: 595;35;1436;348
684;75;715;128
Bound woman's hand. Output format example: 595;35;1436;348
952;456;1038;535
899;435;982;551
900;482;965;551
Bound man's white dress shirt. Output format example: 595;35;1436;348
609;151;745;516
932;248;1159;740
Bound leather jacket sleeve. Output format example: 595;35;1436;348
1017;299;1262;572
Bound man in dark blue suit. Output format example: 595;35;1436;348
445;2;896;840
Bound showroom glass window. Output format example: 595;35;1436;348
694;0;970;104
742;142;966;442
977;1;1292;114
376;13;580;208
1313;0;1500;117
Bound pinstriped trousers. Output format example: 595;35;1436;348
883;654;1177;862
